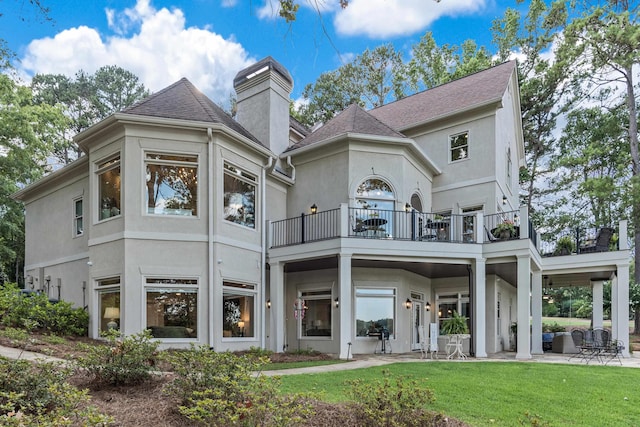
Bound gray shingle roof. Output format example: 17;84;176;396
369;60;517;131
287;104;406;151
122;78;261;145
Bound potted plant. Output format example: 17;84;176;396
554;235;576;255
440;310;470;335
493;220;516;239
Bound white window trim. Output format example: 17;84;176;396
95;154;122;223
143;151;200;218
449;131;470;164
354;286;398;340
143;277;199;341
223;161;258;230
73;196;83;237
222;281;258;341
298;287;333;340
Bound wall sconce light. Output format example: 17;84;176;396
405;203;411;212
502;195;507;205
405;298;412;309
310;204;318;214
334;297;339;308
266;299;271;309
425;301;431;311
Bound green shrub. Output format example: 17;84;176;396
0;284;88;336
0;356;112;425
0;358;113;427
163;345;314;426
0;327;29;344
246;345;273;358
345;369;437;427
542;322;565;333
76;329;159;386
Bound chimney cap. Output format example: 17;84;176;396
234;56;293;88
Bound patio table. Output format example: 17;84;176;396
446;334;469;359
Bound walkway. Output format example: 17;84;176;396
1;344;639;376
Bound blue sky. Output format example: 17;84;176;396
3;0;525;104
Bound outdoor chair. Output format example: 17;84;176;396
579;227;614;253
568;329;593;361
418;325;427;359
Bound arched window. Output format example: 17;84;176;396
410;193;423;212
354;178;395;237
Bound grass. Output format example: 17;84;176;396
278;362;640;426
262;359;348;370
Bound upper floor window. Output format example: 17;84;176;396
145;153;198;216
354;178;395;237
450;132;469;162
74;197;83;236
223;163;256;229
97;156;121;221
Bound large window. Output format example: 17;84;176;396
74;197;83;236
354;178;395;237
97;156;121;220
223;163;256;228
355;288;396;338
145;153;198;216
450;132;469;162
437;292;470;334
97;277;120;333
145;278;198;339
223;282;256;338
299;290;332;338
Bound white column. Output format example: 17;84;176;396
612;266;630;357
270;261;286;353
338;254;353;360
473;258;487;357
592;280;604;330
516;255;531;359
531;270;543;354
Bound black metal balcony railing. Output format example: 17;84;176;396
271;208;341;248
539;226;619;257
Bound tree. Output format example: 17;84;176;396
31;66;149;166
491;0;572;224
550;105;630;228
558;1;640;284
296;35;491;127
0;74;66;284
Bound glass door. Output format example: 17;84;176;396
410;292;423;350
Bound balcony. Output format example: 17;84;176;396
539;226;620;257
269;205;534;249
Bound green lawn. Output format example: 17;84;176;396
278;362;640;426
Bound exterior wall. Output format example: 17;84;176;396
287;141;433;217
485;274;517;353
494;80;521;211
283;267;432;356
22;162;90;307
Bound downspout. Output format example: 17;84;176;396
286;156;296;181
207;128;215;348
261;156;273;349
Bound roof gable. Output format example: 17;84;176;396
370;61;517;131
122;78;260;144
287;104;406;151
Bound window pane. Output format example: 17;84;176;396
301;298;332;337
99;290;120;332
75;199;83;216
223;293;255;338
99;164;121;220
224;167;256;228
356;293;395;337
146;157;198;216
450;132;468;162
146;289;198;338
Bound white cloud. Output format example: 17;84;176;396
19;0;254;104
221;0;239;7
334;0;487;39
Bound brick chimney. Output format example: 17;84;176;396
233;57;293;156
